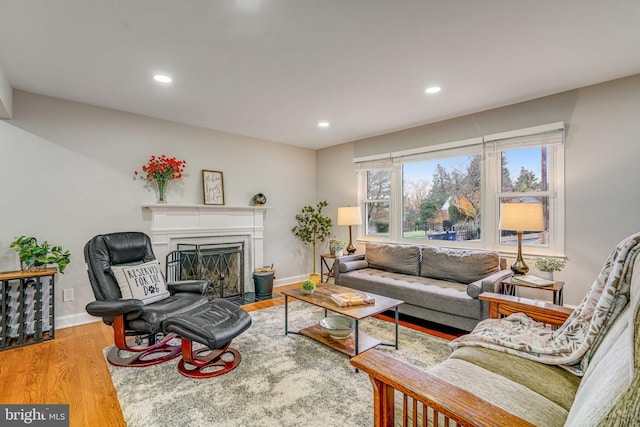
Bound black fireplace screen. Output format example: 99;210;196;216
166;242;244;300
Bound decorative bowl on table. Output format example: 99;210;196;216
319;315;355;339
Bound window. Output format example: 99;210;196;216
357;123;565;255
364;169;391;237
402;154;481;242
499;147;551;247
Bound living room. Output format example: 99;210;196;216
1;2;640;426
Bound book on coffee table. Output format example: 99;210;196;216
330;292;375;307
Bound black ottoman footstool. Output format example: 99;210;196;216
163;298;252;378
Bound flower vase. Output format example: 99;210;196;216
155;179;168;203
539;271;554;281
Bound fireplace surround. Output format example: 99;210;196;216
142;204;268;295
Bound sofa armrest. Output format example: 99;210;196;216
479;292;573;326
467;269;513;298
333;254;366;284
351;349;536;427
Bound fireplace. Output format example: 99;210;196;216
142;203;269;296
167;242;245;299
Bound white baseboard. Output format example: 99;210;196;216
274;275;306;287
56;312;100;329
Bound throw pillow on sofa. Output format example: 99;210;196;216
366;242;420;276
421;246;499;284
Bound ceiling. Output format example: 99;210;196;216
1;1;639;150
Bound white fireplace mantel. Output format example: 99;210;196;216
142;203;270;292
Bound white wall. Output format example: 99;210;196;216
318;74;640;307
0;91;317;326
0;60;12;118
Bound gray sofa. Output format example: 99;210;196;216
334;242;511;331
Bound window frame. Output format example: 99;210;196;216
355;123;565;257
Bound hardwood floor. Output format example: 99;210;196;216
0;283;459;427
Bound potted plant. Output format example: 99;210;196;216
291;200;332;283
329;239;347;257
10;236;71;274
300;279;317;295
533;256;566;280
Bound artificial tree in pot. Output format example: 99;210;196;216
291;200;332;283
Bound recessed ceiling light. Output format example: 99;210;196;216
318;121;330;128
425;86;441;94
153;74;172;84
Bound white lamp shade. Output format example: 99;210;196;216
499;203;544;232
337;206;362;226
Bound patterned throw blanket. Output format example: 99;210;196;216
450;233;640;376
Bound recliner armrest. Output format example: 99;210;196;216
86;299;144;318
167;280;208;295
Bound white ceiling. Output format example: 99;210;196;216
1;1;639;150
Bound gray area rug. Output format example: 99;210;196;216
107;301;452;427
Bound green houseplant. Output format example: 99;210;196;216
329;239;347;256
10;236;71;274
300;279;317;295
291;200;333;283
533;256;566;280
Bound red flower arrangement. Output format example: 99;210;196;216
135;154;186;181
135;155;187;203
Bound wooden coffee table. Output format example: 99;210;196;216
282;283;404;357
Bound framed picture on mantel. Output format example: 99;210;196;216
202;170;225;205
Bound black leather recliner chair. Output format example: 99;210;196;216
84;231;210;367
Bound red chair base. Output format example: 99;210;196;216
177;340;242;378
107;334;182;367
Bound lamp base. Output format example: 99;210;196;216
347;225;356;254
510;258;529;275
511;231;529;275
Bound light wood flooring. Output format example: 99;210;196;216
0;283;459;427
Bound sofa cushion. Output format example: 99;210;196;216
429;357;569;427
450;346;580;411
421;246;499;283
366;242;420;276
338;268;483;320
339;260;369;273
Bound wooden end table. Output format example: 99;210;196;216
500;277;564;305
319;254;337;282
282;283;403;358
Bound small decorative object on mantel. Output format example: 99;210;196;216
301;279;316;295
202;170;225;205
135;154;186;203
252;193;267;206
10;235;71;273
533;256;567;280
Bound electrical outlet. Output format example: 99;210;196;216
63;288;74;302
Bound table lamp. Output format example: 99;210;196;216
499;202;544;275
337;206;362;254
